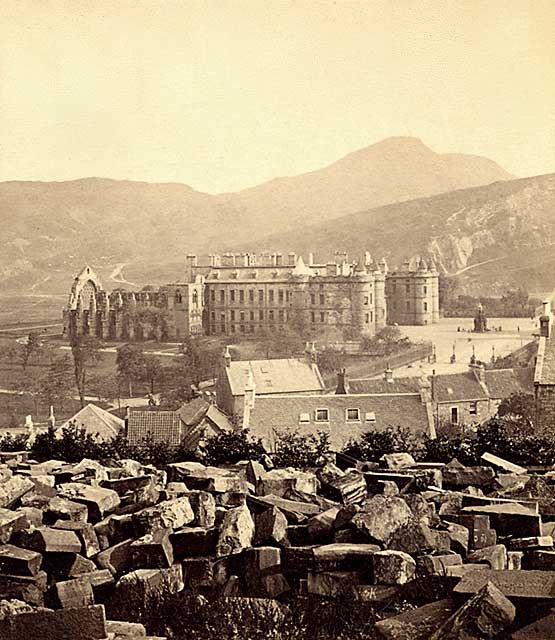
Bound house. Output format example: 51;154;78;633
241;369;435;450
349;364;533;429
126;399;232;448
58;403;124;442
215;347;326;418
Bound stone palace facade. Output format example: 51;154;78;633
63;253;439;342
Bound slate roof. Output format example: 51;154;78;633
348;377;421;394
535;336;555;385
127;409;183;447
484;368;534;399
246;392;433;450
225;358;325;396
179;398;210;426
59;403;124;442
432;372;488;403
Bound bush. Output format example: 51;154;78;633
273;430;331;468
0;432;29;452
343;426;423;462
202;429;266;466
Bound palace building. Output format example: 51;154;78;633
63;252;439;342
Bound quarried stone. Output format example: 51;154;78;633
216;504;255;556
376;598;456;640
372;550;416;585
353;495;412;544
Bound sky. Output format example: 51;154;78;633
1;0;554;193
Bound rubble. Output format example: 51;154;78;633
1;450;555;637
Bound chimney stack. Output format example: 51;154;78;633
540;301;551;338
223;345;232;368
384;365;394;383
335;368;349;395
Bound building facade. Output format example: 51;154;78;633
385;257;439;325
64;252;439;342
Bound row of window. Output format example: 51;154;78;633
299;408;376;423
209;289;291;304
390;301;429;311
210;324;286;334
211;310;287;322
390;284;428;295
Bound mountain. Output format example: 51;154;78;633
256;173;555;296
0;137;512;296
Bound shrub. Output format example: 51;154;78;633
0;432;29;452
202;429;266;466
273;430;331;468
343;426;423;462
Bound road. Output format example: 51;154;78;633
109;263;138;287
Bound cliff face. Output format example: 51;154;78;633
258;173;555;295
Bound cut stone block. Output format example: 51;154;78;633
186;491;216;528
462;503;541;538
44;497;89;525
257;468;318;498
246;494;320;523
234;547;290;598
441;466;495;488
44;552;97;579
430;581;515;640
376;598;456;640
468;544;508;570
133;496;194;535
508;536;553;551
57;483;120;522
254;506;289;547
512;611;555;639
53;520;100;557
352;495;412;544
417;553;463;576
170;526;218;558
523;550;555;570
481;452;527;475
388;520;437;555
0;476;34;508
312;543;379;573
307;570;359;597
325;470;367;505
454;569;555;601
307;507;340;542
96;538;133;575
216;504;255;556
0;543;42;576
14;526;82;553
106;619;147;637
0;603;107;640
0;508;27;544
382;452;416;471
130;529;174;569
0;570;48;606
50;575;95;608
372;550;416;585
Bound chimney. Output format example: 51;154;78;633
48;405;55;428
418;373;432;404
308;253;314;266
335;368;349;395
540;301;551;338
305;341;318;365
242;370;256;429
223;345;232;368
384;365;394;383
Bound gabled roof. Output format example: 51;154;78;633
535;336;555;385
59;403;123;442
246;392;432;450
432;371;488;403
225;358;325;396
179;397;209;426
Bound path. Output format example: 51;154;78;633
451;256;505;276
109;263;138;288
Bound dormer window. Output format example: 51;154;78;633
315;408;329;422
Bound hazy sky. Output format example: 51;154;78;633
1;1;554;193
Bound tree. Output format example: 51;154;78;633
116;344;145;397
39;355;73;412
258;328;304;359
17;368;43;416
497;392;535;431
143;354;163;394
179;337;220;385
70;335;103;407
88;372;124;407
317;347;346;374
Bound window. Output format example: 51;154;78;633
310;294;316;305
370;293;373;304
451;407;459;425
311;311;316;323
192;290;198;307
269;289;274;303
365;314;370;324
269;310;274;321
315;408;329;422
211;311;215;321
210;290;215;302
278;310;284;321
220;290;225;304
175;291;183;303
278;290;284;303
299;413;311;423
346;408;360;422
392;284;397;294
250;311;255;321
239;290;244;304
249;289;254;303
364;296;369;305
259;310;264;321
424;302;428;312
258;289;264;302
393;301;397;310
230;290;235;303
406;284;410;294
230;325;236;333
365;411;376;422
320;312;325;322
230;310;235;321
319;294;325;305
240;325;245;333
469;401;478;415
240;311;245;321
406;301;410;311
424;286;427;295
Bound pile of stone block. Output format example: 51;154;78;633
2;449;555;638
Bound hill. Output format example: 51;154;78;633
256;173;555;296
0;137;512;296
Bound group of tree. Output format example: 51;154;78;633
360;325;412;356
439;276;540;318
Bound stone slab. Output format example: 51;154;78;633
454;569;555;600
